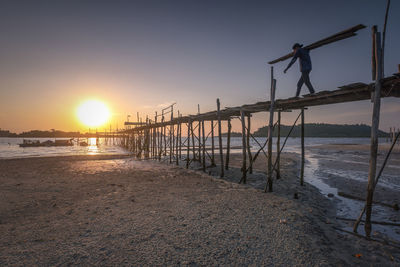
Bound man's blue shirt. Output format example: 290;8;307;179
293;48;312;72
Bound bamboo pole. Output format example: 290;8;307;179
191;120;196;161
240;110;247;184
300;108;305;186
186;120;191;168
217;98;224;177
176;122;180;165
247;115;253;174
382;0;391;77
265;67;275;192
225;118;231;170
276;110;281;179
211;120;215;166
371;26;377;80
202;120;206;171
364;31;383;239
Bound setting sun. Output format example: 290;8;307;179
77;100;110;127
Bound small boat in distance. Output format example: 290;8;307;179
19;139;74;147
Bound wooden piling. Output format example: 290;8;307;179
365;30;383;238
247;115;253;174
276;110;281;179
202;120;206;171
240;110;247;184
186;120;191;168
211;120;215;166
265;67;275;193
300;108;305;186
217;98;224;177
225;118;231;170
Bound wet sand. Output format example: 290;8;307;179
0;154;399;265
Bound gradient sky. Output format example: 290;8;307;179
0;0;399;133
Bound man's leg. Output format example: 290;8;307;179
302;71;315;94
296;75;304;97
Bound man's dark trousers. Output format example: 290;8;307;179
296;70;315;97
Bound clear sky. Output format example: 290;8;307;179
0;0;399;133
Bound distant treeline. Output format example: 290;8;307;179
221;123;389;138
0;129;97;138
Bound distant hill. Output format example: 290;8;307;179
253;123;389;138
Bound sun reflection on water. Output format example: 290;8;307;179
87;137;99;155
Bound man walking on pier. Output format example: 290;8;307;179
284;43;316;97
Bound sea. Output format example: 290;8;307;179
1;136;399;241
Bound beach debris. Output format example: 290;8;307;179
279;219;287;224
354;253;362;258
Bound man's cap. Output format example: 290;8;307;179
292;43;303;50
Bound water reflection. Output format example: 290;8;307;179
87;137;99;155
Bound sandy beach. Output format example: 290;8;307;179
1;153;399;266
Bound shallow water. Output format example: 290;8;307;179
0;137;129;159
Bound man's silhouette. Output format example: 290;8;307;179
284;43;316;97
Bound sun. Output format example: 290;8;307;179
77;100;110;127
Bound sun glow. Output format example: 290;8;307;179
77;100;110;127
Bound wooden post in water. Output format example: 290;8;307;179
179;114;182;160
225;118;231;170
186;120;191;168
365;29;383;239
300;108;305;186
211;120;215;166
217;98;224;177
276;110;281;179
247;115;253;174
265;67;275;192
202;120;206;171
240;109;247;184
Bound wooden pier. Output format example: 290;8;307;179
119;23;400;239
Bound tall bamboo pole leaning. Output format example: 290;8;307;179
240;109;247;184
198;105;201;160
300;108;305;186
265;67;275;192
276;110;281;179
217;98;224;177
225;118;231;170
186;119;191;169
179;114;182;160
247;115;253;174
202;120;206;171
382;0;391;77
211;120;216;166
364;29;383;239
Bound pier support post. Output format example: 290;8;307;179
211;120;216;166
365;30;383;239
265;67;275;192
202;120;206;171
217;98;224;177
276;110;281;179
240;110;247;184
300;108;305;186
247;115;253;174
225;118;231;170
186;120;191;168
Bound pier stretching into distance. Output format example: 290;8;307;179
119;24;400;240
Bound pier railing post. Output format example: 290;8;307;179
217;98;224;177
247;115;253;174
211;120;216;166
186;119;191;168
202;120;206;171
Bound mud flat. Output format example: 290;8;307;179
0;154;399;265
